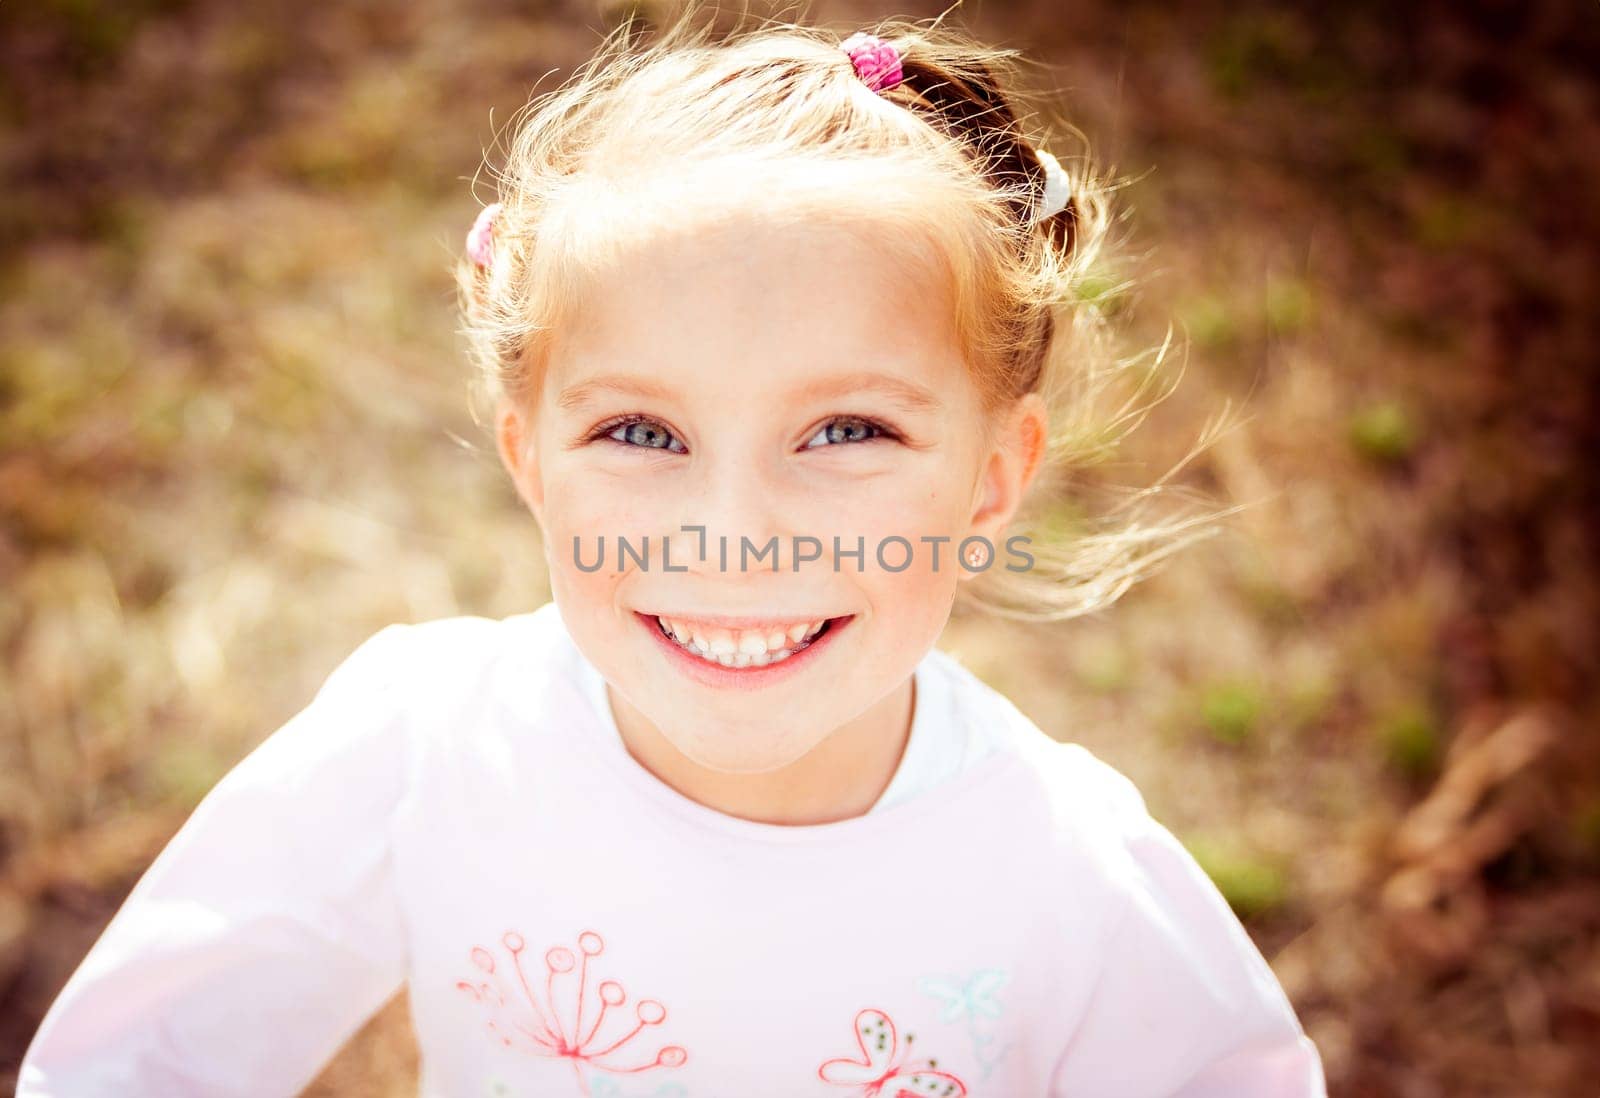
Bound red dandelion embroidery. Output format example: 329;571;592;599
818;1008;968;1098
455;929;687;1095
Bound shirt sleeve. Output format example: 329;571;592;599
1050;764;1327;1098
16;624;417;1098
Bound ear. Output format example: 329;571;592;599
962;392;1048;577
495;399;546;529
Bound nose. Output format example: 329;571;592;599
673;455;796;574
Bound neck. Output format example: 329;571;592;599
604;675;916;826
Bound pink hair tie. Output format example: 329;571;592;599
840;31;903;93
466;202;502;270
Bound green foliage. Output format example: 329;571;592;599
1352;129;1410;181
1572;798;1600;862
1205;12;1304;99
1264;277;1313;337
1283;663;1337;730
14;0;194;76
1073;639;1132;694
1414;195;1484;251
1347;401;1417;466
1199;679;1264;745
1074;270;1130;317
1033;498;1091;544
1375;701;1441;779
1180;293;1239;350
1183;834;1290;918
146;740;229;810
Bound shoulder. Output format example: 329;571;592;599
923;646;1157;878
342;601;569;698
287;603;578;770
924;646;1149;820
344;601;590;759
355;604;551;662
279;602;574;793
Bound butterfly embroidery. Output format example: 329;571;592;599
817;1008;968;1098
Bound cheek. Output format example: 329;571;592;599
538;467;650;614
789;472;970;629
789;461;976;560
541;457;665;546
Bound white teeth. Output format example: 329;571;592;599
653;614;834;668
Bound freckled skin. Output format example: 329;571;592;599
495;215;1046;825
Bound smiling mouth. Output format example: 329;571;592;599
647;613;846;669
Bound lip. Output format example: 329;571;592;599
634;610;854;691
648;612;831;632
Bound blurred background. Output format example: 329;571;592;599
2;0;1597;1093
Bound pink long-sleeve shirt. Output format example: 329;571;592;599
18;599;1326;1097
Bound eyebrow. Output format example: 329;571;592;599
557;375;679;413
557;371;944;415
792;371;945;414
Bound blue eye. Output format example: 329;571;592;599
804;416;893;449
601;417;687;453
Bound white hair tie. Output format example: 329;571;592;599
1033;149;1072;224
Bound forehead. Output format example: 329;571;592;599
543;214;971;408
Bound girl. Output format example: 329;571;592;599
19;10;1326;1097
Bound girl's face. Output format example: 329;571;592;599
498;216;1043;774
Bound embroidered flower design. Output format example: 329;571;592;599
917;970;1005;1024
918;968;1012;1081
818;1008;967;1098
456;929;687;1096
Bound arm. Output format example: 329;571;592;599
16;625;417;1098
1050;774;1327;1097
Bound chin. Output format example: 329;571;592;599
670;727;821;776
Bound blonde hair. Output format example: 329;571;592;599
456;3;1230;622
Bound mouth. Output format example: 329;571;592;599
633;610;854;686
